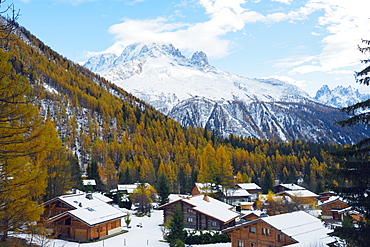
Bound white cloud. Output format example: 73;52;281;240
55;0;98;5
274;55;317;68
271;0;293;4
290;0;370;74
125;0;146;6
103;0;258;58
92;0;370;77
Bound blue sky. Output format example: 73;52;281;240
10;0;370;96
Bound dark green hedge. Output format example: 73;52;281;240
185;231;230;245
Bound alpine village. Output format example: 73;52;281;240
0;3;369;247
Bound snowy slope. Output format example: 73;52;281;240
314;85;370;108
84;42;369;144
85;42;310;113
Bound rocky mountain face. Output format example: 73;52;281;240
314;85;370;109
85;42;369;144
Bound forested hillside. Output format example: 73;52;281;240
4;21;345;198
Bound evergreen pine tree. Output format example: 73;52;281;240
156;172;171;205
329;38;370;246
167;204;186;244
86;160;103;191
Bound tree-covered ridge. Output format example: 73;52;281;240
5;22;342;195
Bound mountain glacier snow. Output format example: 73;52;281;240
84;42;369;144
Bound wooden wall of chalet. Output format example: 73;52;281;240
321;200;348;220
227;221;296;247
41;200;74;219
191;187;201;196
162;201;232;231
48;215;121;242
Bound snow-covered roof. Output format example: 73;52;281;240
223;211;335;247
194;183;222;193
236;183;261;191
91;192;113;203
264;211;335;247
159;195;240;223
117;184;138;193
239;202;254;206
47;193;125;227
83;179;96;186
318;196;346;206
277;189;318;198
225;188;251;197
117;183;150;193
275;183;306;190
240;210;264;218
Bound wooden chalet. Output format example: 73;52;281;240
224;188;251;206
235;183;262;201
191;183;222;196
157;194;240;231
273;183;306;193
41;192;125;242
222;211;336;247
319;196;349;221
318;191;337;202
276;189;319;205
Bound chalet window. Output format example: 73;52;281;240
187;208;193;212
65;218;71;225
211;221;217;227
278;234;283;242
237;240;244;247
187;217;194;222
249;227;256;233
262;227;270;236
251;243;255;247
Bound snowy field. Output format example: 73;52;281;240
45;209;230;247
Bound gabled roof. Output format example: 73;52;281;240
224;188;251;197
223;211;336;247
46;193;125;227
236;183;261;191
263;211;335;247
158;195;240;223
193;183;222;194
277;189;318;198
117;183;150;193
318;196;346;207
275;183;306;191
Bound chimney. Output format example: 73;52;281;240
203;195;210;202
86;193;93;200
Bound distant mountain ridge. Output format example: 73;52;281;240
314;85;370;108
84;42;369;144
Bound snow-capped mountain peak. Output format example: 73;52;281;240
314;85;370;108
114;42;185;64
84;42;368;143
191;51;209;67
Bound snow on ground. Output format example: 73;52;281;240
47;209;230;247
